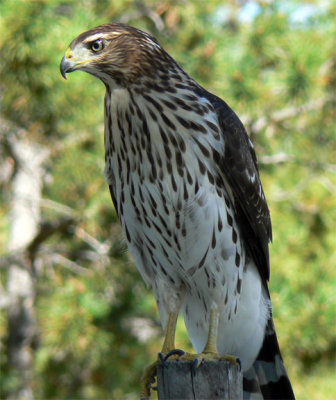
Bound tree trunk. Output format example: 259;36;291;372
6;139;48;400
157;360;243;400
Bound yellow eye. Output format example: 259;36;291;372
91;39;104;52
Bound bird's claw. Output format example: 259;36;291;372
192;358;200;375
236;357;242;371
158;352;166;365
179;351;241;373
140;360;158;400
141;349;186;397
164;348;185;361
158;348;185;368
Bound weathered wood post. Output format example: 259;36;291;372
157;360;243;400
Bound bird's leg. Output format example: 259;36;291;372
161;311;178;354
203;308;220;354
140;311;180;400
204;309;239;365
181;309;240;369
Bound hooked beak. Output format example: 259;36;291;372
60;56;77;80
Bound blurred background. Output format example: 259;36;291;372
0;0;335;399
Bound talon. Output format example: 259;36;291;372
140;347;187;398
140;360;159;399
158;352;166;366
192;358;199;375
236;357;242;371
164;348;185;361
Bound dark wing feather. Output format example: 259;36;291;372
108;185;119;216
200;89;272;283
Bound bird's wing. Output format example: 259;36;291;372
108;184;119;215
201;89;272;283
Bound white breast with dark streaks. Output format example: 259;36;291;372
103;85;270;371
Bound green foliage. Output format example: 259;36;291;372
0;1;335;399
34;264;156;399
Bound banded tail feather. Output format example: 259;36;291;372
243;318;295;399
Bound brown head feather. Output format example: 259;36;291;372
67;23;174;85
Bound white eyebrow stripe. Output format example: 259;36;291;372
83;32;121;43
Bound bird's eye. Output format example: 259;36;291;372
91;39;104;52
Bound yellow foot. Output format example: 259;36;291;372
140;359;158;400
140;350;185;399
179;351;241;370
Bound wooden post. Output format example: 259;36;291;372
157;360;243;400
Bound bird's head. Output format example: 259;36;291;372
60;23;169;87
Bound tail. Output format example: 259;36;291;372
243;317;295;400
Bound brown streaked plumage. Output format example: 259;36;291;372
60;23;294;400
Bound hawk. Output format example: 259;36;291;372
60;23;295;399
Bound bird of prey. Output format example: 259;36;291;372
60;23;295;399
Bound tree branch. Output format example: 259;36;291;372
27;217;75;261
242;95;335;134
